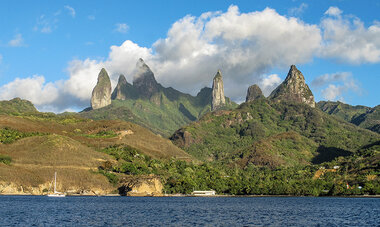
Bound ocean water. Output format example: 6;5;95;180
0;196;379;226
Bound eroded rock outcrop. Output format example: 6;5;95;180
211;70;226;111
269;65;315;108
133;58;160;98
246;84;264;102
91;68;112;109
120;175;163;196
111;74;128;100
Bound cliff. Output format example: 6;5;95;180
211;70;226;110
91;68;112;109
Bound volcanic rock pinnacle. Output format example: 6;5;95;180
269;65;315;108
246;84;264;102
211;70;226;111
133;58;159;98
91;68;112;109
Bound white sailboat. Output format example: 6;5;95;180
47;172;66;197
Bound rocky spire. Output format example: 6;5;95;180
111;74;128;100
211;70;226;111
91;68;112;109
269;65;315;108
246;84;264;102
133;58;159;98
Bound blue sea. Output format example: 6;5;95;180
0;196;379;226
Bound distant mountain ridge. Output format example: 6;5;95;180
317;101;380;134
82;59;237;137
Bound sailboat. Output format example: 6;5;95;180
47;172;66;197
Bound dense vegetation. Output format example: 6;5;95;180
99;144;380;195
171;99;379;166
0;98;37;115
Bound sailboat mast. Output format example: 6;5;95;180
54;172;57;193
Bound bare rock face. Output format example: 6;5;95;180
111;74;128;100
91;68;112;110
269;65;315;108
133;58;160;98
211;70;226;111
246;84;264;102
120;175;163;196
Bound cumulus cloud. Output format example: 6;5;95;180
258;74;282;96
3;5;323;112
64;5;76;18
8;34;25;47
0;75;59;106
312;72;361;101
115;23;129;33
320;7;380;64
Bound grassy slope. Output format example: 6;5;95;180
171;99;380;167
317;101;380;134
81;86;237;137
0;100;192;194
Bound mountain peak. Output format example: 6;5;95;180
212;70;226;110
91;68;112;109
111;74;129;100
133;59;159;97
246;84;264;102
269;65;315;108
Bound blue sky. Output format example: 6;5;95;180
0;0;379;112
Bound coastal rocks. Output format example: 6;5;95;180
269;65;315;108
211;70;226;111
246;84;264;102
133;58;160;98
120;175;163;196
91;68;112;109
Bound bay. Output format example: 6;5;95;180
0;196;379;226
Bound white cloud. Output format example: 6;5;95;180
88;15;95;20
289;3;308;17
312;72;361;101
64;5;76;18
324;6;342;17
0;75;59;106
258;74;282;96
320;7;380;64
8;34;25;47
8;5;320;112
115;23;129;33
321;84;345;101
0;54;3;64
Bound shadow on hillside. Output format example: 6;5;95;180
312;146;352;164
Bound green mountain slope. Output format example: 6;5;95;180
318;101;380;133
0;98;38;115
171;99;380;167
81;60;237;137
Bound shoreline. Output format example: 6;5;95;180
1;193;379;198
